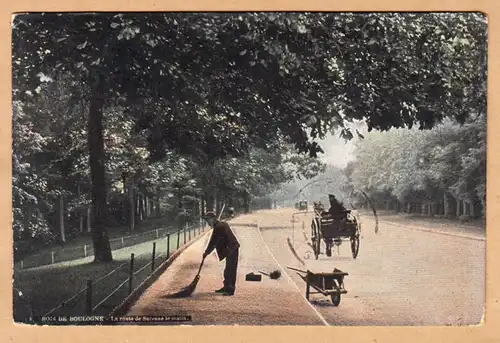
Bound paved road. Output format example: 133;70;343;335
125;208;484;326
260;208;485;325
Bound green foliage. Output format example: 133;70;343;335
12;75;317;255
347;114;486;214
13;13;486;157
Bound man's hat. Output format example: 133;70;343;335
203;212;217;219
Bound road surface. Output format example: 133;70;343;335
126;208;485;326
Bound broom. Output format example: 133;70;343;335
165;204;226;298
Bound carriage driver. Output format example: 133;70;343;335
323;194;349;256
328;194;348;219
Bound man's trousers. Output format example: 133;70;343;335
223;248;239;292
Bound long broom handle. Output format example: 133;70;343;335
218;203;226;220
196;257;206;276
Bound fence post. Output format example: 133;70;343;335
20;261;24;270
177;229;180;249
156;229;159;239
51;251;55;264
183;227;186;245
85;279;92;315
188;223;191;241
128;253;135;294
84;244;87;257
151;242;156;272
121;237;124;248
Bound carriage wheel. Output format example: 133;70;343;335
314;237;321;260
331;294;341;306
315;219;323;259
311;220;320;259
350;235;360;259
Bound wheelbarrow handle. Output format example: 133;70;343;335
287;266;307;273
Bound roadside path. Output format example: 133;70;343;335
126;212;327;325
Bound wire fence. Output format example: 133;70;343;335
14;220;205;270
15;221;208;321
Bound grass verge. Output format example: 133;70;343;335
13;225;207;322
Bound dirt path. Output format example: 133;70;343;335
125;212;327;325
260;208;485;326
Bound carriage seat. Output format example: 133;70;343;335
320;209;351;218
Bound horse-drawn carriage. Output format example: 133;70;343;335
310;206;361;260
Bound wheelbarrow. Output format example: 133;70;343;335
287;266;348;306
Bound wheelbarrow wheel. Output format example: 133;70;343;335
331;294;341;306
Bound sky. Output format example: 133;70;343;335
315;120;367;168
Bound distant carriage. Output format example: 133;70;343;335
310;208;361;260
295;200;308;211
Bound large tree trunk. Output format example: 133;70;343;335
88;71;112;263
59;195;66;243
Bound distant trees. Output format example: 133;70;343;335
346;115;486;219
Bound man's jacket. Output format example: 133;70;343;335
204;220;240;261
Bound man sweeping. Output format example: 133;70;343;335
202;212;240;296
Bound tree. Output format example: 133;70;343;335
347;115;486;218
13;13;487;261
